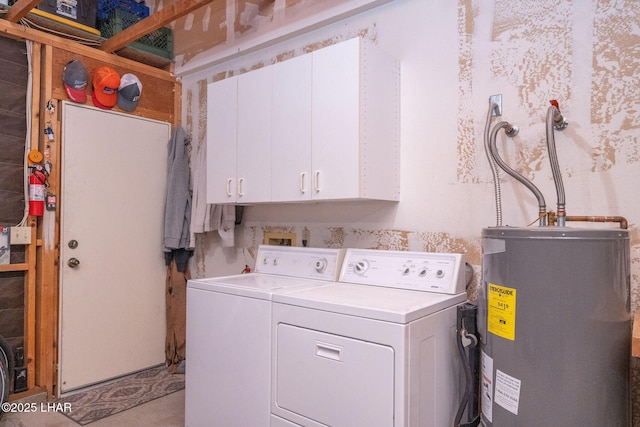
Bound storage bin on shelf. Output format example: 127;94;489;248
97;0;148;20
98;8;173;60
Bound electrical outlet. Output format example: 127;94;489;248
10;227;31;245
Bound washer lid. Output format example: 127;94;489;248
187;274;335;300
272;283;467;323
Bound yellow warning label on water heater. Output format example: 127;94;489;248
487;283;516;340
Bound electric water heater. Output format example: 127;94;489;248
479;227;630;426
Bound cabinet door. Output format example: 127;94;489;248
312;38;361;200
271;54;313;202
237;66;272;203
207;77;238;204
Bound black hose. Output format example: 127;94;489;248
455;316;472;426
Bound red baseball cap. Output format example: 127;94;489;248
92;66;120;109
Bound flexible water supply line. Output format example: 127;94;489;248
546;102;567;226
484;102;503;226
489;121;548;226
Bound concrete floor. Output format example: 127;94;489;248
1;389;185;426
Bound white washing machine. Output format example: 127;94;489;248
271;248;468;427
185;245;345;427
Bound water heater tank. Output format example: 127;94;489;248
479;227;630;426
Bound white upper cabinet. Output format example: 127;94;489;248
237;65;272;203
207;37;400;205
311;37;400;201
271;54;313;202
206;76;238;204
206;67;273;204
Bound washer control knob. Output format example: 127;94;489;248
402;267;411;275
354;260;369;274
314;258;328;273
273;258;280;266
419;269;428;277
435;269;445;278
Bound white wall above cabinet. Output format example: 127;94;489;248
206;37;400;205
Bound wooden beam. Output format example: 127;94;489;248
100;0;217;53
3;0;41;23
37;43;56;398
0;263;29;272
25;217;37;391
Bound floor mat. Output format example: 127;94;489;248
59;365;184;425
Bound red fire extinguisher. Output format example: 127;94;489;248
29;166;46;217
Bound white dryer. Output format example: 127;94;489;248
185;245;345;427
271;248;468;427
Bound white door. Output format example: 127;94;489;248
59;102;170;393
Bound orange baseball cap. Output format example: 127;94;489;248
92;66;120;109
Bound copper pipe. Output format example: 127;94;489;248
565;215;628;229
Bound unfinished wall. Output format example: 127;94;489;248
169;0;392;72
0;37;29;355
178;0;640;421
179;0;640;292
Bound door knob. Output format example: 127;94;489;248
67;258;80;268
68;240;78;249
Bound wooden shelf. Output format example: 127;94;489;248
1;5;173;69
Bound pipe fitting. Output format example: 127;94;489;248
553;115;569;131
549;100;569;130
504;124;519;137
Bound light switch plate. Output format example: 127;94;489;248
10;227;31;245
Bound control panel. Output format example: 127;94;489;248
340;249;466;294
255;245;345;281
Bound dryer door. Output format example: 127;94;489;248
275;323;394;426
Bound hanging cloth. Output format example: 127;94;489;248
163;126;193;271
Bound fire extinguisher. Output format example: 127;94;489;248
29;166;46;217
